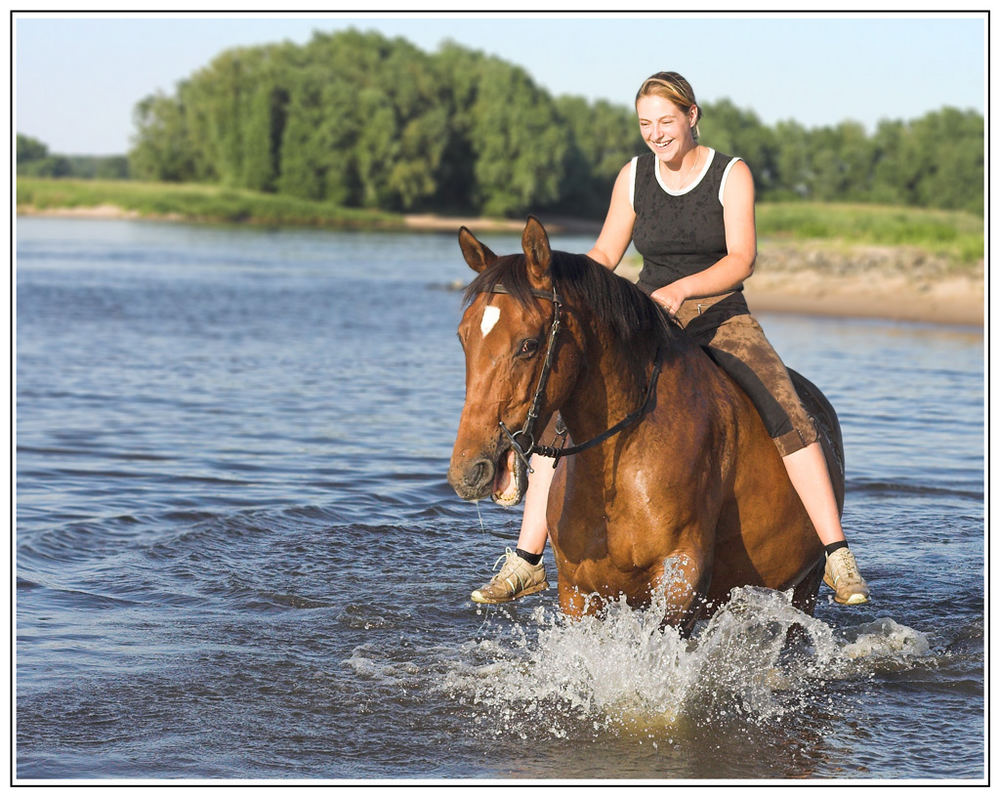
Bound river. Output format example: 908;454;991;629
15;216;984;781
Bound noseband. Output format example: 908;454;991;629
487;283;662;471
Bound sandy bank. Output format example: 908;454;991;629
618;241;984;328
403;213;603;236
741;270;983;327
749;244;983;327
21;203;142;220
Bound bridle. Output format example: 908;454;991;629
487;283;662;472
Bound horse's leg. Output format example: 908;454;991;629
653;549;713;631
781;556;825;649
558;583;604;619
790;555;825;617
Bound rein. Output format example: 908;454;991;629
488;283;662;471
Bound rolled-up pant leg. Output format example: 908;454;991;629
688;314;818;457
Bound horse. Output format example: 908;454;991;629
448;217;844;632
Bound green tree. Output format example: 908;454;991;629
123;27;983;217
17;134;49;164
868;118;908;206
806;121;874;201
129;91;196;181
770;119;812;200
277;69;358;203
553;96;643;217
699;99;779;197
907;108;983;213
466;57;567;216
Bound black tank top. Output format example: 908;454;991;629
631;149;746;298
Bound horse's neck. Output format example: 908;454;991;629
560;323;664;446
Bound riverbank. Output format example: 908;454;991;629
616;241;984;327
744;247;984;327
19;202;602;235
17;200;983;328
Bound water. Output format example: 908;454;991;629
15;217;985;781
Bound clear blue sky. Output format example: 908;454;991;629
14;11;987;156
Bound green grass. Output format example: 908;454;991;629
757;202;983;264
16;177;404;229
16;178;985;266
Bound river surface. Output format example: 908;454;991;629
14;217;985;781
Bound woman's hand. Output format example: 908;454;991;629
650;282;690;317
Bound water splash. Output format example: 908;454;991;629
441;582;933;742
840;617;932;661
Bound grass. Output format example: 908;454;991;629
756;202;984;265
16;177;404;229
16;178;984;266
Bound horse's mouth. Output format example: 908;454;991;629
491;447;527;506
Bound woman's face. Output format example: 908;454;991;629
636;94;697;161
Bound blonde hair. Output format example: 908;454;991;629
635;71;701;139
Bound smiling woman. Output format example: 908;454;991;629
466;70;877;607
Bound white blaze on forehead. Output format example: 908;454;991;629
480;305;501;337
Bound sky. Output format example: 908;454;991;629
13;10;988;156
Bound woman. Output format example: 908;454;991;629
472;71;870;607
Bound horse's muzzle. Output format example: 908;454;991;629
447;456;495;501
447;446;527;506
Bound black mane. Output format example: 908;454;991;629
463;250;674;348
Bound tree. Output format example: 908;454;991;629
129;91;196;181
465;57;568;216
124;28;983;217
699;99;779;197
553;96;643;217
17;134;49;164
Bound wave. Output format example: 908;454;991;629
846;477;983;500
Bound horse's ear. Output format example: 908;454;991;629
522;216;552;285
458;226;497;273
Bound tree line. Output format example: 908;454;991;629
25;28;985;217
17;135;129;179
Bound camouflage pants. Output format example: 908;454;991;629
676;294;818;457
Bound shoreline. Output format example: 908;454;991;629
616;259;984;328
741;271;984;328
18;206;984;328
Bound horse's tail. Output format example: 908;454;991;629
789;369;845;516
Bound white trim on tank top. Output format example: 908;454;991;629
718;156;743;207
629;149;743;209
653;147;715;197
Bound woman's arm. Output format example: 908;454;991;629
587;162;636;270
650;159;757;315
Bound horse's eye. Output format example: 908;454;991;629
516;338;540;358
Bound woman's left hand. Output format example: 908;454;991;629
650;283;689;317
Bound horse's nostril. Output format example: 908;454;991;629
447;456;496;500
469;458;494;489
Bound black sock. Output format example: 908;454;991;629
515;548;542;565
825;541;849;556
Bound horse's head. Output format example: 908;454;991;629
447;217;585;506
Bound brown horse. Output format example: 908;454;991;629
448;217;844;631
